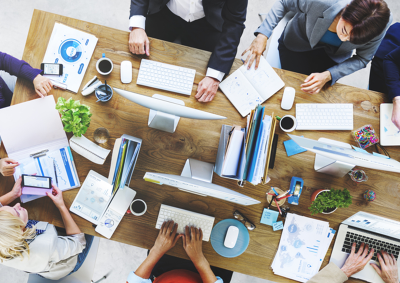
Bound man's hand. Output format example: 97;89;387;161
341;243;374;277
151;220;182;258
183;226;206;265
242;34;268;70
195;77;220;102
300;71;332;94
391;97;400;130
0;158;19;176
46;184;66;210
129;28;150;56
33;74;52;97
371;251;399;283
10;177;23;199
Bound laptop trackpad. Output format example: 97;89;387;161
331;255;383;283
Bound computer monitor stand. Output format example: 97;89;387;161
148;94;184;133
181;159;214;183
314;138;355;178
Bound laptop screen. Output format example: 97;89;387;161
343;211;400;240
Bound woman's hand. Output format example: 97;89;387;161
151;220;182;258
391;97;400;130
0;158;19;176
183;226;206;265
33;74;52;97
242;34;268;70
46;184;65;209
10;177;23;199
340;243;374;277
371;251;399;283
301;71;332;94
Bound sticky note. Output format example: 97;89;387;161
260;208;279;226
273;221;284;231
284;138;307;157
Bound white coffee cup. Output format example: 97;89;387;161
279;115;297;132
130;199;147;216
96;53;113;75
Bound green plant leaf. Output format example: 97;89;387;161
309;188;352;215
55;97;92;136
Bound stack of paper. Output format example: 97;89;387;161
271;213;335;282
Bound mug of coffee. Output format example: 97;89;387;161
280;115;297;132
96;53;113;75
130;199;147;216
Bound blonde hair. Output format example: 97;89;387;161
0;211;36;261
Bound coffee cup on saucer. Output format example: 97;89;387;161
130;199;147;216
96;53;113;75
279;115;297;132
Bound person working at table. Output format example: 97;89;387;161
369;23;400;130
128;0;247;103
0;179;93;280
243;0;391;94
127;220;232;283
307;242;398;283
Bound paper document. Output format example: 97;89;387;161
221;128;244;176
380;103;400;146
43;23;98;93
70;135;110;165
271;213;334;282
219;57;285;117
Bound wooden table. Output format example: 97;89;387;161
1;10;399;282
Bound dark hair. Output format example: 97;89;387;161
341;0;390;45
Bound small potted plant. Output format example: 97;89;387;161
309;188;352;215
55;97;92;137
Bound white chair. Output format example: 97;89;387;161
27;236;100;283
261;11;295;69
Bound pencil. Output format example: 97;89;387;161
53;160;58;186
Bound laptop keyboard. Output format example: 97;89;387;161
342;232;400;261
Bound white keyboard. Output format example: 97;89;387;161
296;103;353;130
155;204;215;241
137;59;196;96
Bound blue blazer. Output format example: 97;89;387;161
130;0;248;75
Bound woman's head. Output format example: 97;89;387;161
338;0;390;44
0;204;35;261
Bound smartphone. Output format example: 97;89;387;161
21;174;52;196
40;63;63;76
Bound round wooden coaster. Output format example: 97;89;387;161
266;187;286;207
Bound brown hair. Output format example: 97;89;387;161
341;0;390;45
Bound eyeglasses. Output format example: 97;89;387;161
233;210;256;230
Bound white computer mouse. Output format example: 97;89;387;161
224;226;239;249
281;87;296;110
121;61;133;84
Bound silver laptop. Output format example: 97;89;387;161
331;212;400;283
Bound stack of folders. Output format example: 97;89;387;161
271;213;335;282
214;105;277;185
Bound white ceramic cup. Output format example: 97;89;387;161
130;199;147;216
279;115;297;132
96;53;113;75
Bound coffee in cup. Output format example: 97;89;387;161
280;115;297;132
130;199;147;216
96;53;113;75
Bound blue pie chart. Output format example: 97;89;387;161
59;39;83;63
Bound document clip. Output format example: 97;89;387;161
30;149;49;158
81;76;102;96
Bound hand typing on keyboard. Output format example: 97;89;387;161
195;77;220;103
340;242;374;278
151;220;183;258
371;251;399;283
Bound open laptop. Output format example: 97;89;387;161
331;212;400;283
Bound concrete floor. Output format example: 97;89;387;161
0;0;400;282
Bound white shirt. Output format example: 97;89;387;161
129;0;224;81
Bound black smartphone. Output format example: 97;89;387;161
21;174;52;189
40;63;63;76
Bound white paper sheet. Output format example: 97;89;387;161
222;129;244;176
380;103;400;146
70;135;110;165
43;23;98;93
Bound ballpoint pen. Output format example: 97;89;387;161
53;160;58;186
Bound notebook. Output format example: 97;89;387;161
380;103;400;146
219;57;285;117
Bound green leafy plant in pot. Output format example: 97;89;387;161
55;97;92;137
309;188;352;215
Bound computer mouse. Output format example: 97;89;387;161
121;61;133;84
224;226;239;249
281;87;296;110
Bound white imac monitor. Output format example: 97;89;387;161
143;172;261;206
113;88;226;133
289;134;400;173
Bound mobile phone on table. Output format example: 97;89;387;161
40;63;63;76
21;174;52;196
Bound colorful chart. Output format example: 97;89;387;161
59;39;83;63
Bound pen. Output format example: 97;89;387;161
53;160;58;186
271;187;279;196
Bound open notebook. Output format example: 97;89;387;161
219;57;285;117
